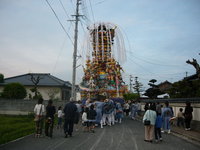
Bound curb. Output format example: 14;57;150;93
171;130;200;147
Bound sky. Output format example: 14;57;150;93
0;0;200;91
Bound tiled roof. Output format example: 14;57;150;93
0;73;71;88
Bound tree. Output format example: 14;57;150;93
144;79;163;99
186;58;200;78
169;80;200;98
0;73;4;83
132;77;143;96
29;74;43;99
144;88;163;99
2;83;27;99
123;93;140;101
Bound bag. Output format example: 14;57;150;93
34;115;41;122
144;120;151;126
46;117;52;124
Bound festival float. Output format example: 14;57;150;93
80;22;128;98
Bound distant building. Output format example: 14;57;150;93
0;73;71;100
157;80;172;93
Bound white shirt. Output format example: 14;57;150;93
82;112;87;123
58;110;63;118
34;104;45;115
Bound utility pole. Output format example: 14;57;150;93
71;0;82;101
129;75;133;92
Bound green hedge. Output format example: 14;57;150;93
0;115;35;145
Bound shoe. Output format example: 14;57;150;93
91;129;95;133
149;140;153;143
188;128;191;131
65;133;68;138
69;134;72;137
144;140;149;142
159;138;162;141
155;140;158;143
168;130;171;134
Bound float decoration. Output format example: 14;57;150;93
80;22;128;98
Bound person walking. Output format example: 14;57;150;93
177;108;184;127
123;102;130;116
143;104;157;143
87;104;97;133
94;98;104;126
45;100;56;138
184;101;193;131
162;101;173;134
155;112;163;143
115;102;123;123
130;101;138;120
33;98;45;138
57;106;63;129
63;98;77;138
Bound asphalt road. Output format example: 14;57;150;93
0;117;199;150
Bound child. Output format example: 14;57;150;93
87;104;97;133
177;108;184;127
82;107;89;132
155;112;163;143
57;106;63;129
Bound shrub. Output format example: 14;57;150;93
2;83;27;99
0;74;4;83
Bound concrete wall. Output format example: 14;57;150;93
141;103;200;121
0;99;66;115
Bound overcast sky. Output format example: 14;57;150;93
0;0;200;91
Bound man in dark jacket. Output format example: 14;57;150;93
63;98;77;138
45;100;56;138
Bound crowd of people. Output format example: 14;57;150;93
142;101;193;143
33;97;193;144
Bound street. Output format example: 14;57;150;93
0;117;199;150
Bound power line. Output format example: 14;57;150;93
45;0;74;45
88;0;95;23
58;0;71;20
126;50;185;67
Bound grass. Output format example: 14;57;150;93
0;114;35;145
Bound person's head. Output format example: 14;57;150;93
58;106;62;110
90;104;94;110
179;108;183;112
84;107;89;113
150;103;156;111
186;101;191;107
38;98;43;104
48;99;53;106
165;101;169;107
70;97;74;102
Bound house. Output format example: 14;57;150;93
0;73;71;100
157;80;172;93
184;74;199;81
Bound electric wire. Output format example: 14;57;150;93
45;0;74;45
88;0;95;23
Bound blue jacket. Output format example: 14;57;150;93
155;115;162;128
